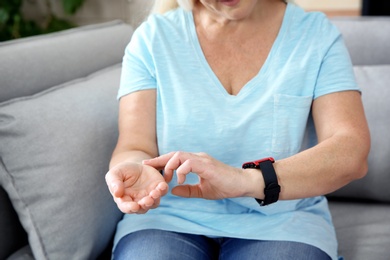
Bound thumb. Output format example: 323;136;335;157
172;185;203;199
105;171;125;198
111;181;125;198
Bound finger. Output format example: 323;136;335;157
172;185;203;199
139;196;161;211
164;151;196;182
142;151;176;170
139;196;155;208
150;197;161;209
143;152;177;182
115;197;140;213
105;171;124;197
139;181;169;210
157;182;169;196
149;189;161;199
149;181;169;199
116;195;155;214
176;159;194;184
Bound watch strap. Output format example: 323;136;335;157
242;157;280;206
257;159;280;206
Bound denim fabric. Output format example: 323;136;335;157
113;229;330;260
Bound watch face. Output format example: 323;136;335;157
242;162;257;169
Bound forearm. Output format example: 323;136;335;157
274;132;369;200
256;91;371;201
110;90;158;169
243;129;369;202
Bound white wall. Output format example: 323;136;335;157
294;0;361;11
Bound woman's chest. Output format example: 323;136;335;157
198;34;274;96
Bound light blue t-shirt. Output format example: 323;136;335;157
116;3;358;259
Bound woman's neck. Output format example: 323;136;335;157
193;0;286;40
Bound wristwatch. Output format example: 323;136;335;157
242;157;280;206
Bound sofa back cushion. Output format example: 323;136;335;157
331;17;390;66
0;20;133;103
0;65;124;259
0;187;28;259
0;21;133;259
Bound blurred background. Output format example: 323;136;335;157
296;0;390;16
1;0;390;42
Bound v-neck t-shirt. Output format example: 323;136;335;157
116;3;358;259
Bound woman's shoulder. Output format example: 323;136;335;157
288;3;340;37
136;8;188;36
285;3;342;52
128;7;190;48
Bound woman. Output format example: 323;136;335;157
105;0;370;259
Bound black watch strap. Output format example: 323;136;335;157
242;157;280;206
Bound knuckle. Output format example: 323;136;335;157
186;158;196;165
174;151;185;157
197;152;208;158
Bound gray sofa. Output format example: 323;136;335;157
0;14;389;260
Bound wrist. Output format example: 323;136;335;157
242;168;265;199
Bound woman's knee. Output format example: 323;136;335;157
113;229;219;260
219;239;331;260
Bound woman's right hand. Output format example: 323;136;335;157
105;161;168;214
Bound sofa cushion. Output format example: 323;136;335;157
0;20;133;103
0;65;123;259
329;201;390;260
329;65;390;202
6;245;34;260
331;17;390;66
0;187;28;259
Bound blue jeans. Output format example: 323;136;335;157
113;229;331;260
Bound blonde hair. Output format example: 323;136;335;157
151;0;194;14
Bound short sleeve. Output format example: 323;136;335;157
313;26;359;99
117;25;156;99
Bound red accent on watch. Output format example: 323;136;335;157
242;157;275;169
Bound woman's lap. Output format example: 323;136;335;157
113;229;331;260
113;229;219;260
219;237;330;260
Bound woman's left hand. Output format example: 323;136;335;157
143;151;258;200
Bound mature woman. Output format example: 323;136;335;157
105;0;370;259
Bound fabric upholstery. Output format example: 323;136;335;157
0;65;123;260
331;18;390;66
0;187;28;260
6;246;34;260
0;20;133;103
329;201;390;260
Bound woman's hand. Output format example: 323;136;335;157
105;161;168;214
143;151;259;200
